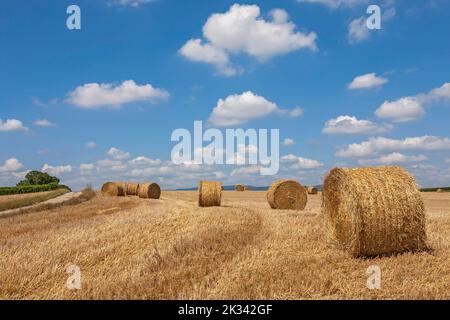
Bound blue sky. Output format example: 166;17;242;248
1;0;449;190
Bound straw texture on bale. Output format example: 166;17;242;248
126;183;139;196
307;186;318;195
322;166;427;257
267;180;307;210
198;181;222;207
235;184;245;192
137;183;161;199
101;182;125;197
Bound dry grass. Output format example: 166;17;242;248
0;189;69;212
1;191;450;299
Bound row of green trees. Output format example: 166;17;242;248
0;171;70;196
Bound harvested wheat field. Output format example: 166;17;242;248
1;191;450;300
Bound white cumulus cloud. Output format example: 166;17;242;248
282;138;295;146
0;119;28;132
281;154;324;169
42;164;73;176
180;4;317;75
347;17;370;44
0;158;24;172
348;73;388;90
65;80;169;108
323;115;392;135
358;152;427;165
34;119;56;127
128;156;162;166
208;91;280;126
86;141;97;149
297;0;368;9
110;0;156;7
107;147;130;160
336;136;450;158
375;83;450;122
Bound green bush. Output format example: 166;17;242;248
16;171;59;187
0;183;70;196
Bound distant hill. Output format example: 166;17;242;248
421;187;450;192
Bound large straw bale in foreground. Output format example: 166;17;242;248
199;181;222;207
137;183;161;199
126;183;139;196
322;166;427;257
267;180;307;210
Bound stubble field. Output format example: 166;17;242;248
0;191;450;300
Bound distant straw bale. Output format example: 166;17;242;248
199;181;222;207
101;182;125;197
137;183;161;199
307;186;318;195
267;180;307;210
126;183;139;196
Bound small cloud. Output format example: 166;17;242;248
289;107;304;118
358;152;427;165
375;97;425;123
0;119;29;132
336;135;450;158
297;0;369;9
107;147;130;160
65;80;169;109
80;163;95;172
34;119;56;127
323;115;392;135
281;154;324;169
348;73;388;90
0;158;24;172
42;164;73;176
109;0;156;7
128;156;162;166
347;17;370;44
282;138;295;146
86;141;97;149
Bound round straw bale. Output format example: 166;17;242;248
322;166;427;257
138;183;161;199
235;184;245;192
267;180;307;210
114;182;127;196
199;181;222;207
101;182;125;197
437;189;444;193
307;186;318;195
126;183;139;196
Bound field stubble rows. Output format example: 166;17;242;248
0;191;450;299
